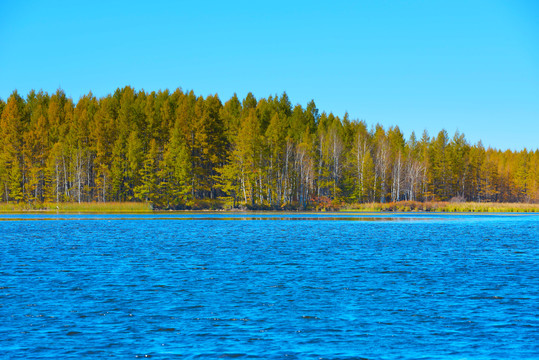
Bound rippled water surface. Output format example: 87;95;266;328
1;213;538;359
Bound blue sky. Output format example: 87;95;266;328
1;0;538;151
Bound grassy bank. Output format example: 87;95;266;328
342;201;539;213
0;201;153;213
0;200;538;213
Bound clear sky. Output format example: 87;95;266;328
1;0;538;151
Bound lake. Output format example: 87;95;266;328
1;213;537;359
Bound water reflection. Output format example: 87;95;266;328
0;212;534;222
0;215;434;221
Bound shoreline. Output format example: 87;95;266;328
0;201;538;213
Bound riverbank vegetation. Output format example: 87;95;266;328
0;201;152;213
343;201;539;213
1;87;538;210
0;200;537;213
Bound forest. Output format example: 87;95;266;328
0;87;538;209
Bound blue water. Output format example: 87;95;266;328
1;213;537;359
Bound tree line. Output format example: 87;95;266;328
0;87;537;208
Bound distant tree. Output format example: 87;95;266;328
0;91;26;202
